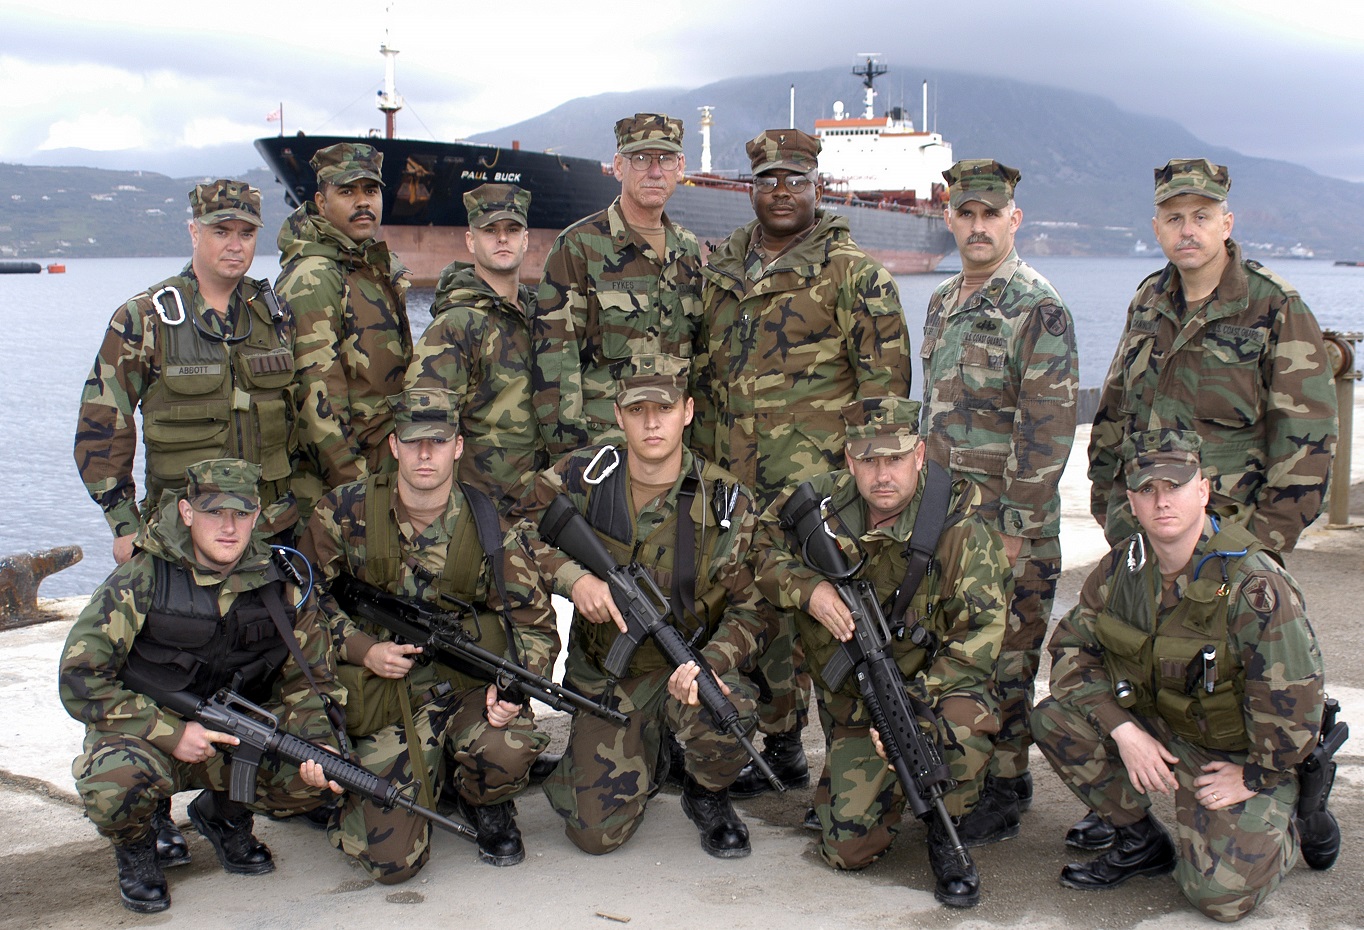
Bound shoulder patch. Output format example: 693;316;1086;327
1242;574;1277;615
1041;303;1068;337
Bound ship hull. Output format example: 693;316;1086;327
256;135;952;285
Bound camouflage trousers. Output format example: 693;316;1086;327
990;537;1059;778
743;597;811;736
330;685;547;884
543;651;758;855
811;686;998;870
73;728;324;845
458;440;546;515
1032;697;1300;922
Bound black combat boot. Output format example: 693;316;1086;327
927;818;980;908
953;776;1021;847
1296;810;1341;871
681;775;751;859
187;790;275;875
459;797;525;866
997;771;1033;813
802;806;821;832
1059;814;1176;890
1065;810;1117;850
113;833;170;913
151;797;190;867
729;728;809;798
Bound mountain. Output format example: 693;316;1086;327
4;66;1363;260
467;67;1364;259
0;164;288;259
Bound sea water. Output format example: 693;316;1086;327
1;254;1359;595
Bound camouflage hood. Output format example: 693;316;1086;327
430;261;535;322
276;201;407;283
705;209;853;284
135;489;275;580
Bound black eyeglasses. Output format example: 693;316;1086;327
626;152;681;171
753;175;814;194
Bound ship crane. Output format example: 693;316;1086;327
853;54;887;120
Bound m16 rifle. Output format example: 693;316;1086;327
119;668;475;842
777;480;972;874
1295;696;1348;869
539;494;785;792
328;572;628;728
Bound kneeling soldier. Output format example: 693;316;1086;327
60;459;341;913
1033;429;1330;922
301;388;557;881
753;398;1010;907
520;355;768;858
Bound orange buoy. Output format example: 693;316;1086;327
46;263;66;273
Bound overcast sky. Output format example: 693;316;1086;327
4;0;1363;181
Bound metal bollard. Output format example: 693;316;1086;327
1323;330;1361;528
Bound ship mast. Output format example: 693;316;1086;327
697;106;714;174
852;54;887;120
377;11;404;139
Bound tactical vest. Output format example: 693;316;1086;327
360;474;509;692
800;479;952;697
1095;521;1268;751
140;276;294;517
123;557;292;705
573;449;728;676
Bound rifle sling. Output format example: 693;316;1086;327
259;580;353;761
671;475;700;624
886;460;951;632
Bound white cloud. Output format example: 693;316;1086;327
39;110;147;151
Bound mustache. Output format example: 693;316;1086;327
870;483;899;495
1176;237;1199;250
350;209;377;222
966;233;993;245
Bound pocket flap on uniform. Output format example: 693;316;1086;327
948;446;1007;477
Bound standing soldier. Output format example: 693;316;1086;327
75;179;297;563
276;142;412;522
1089;158;1336;553
532;113;704;459
700;128;913;796
1034;430;1331;922
300;388;556;881
407;183;544;512
519;355;768;859
919;159;1078;844
59;459;340;913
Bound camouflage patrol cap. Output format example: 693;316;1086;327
311;142;385;187
615;113;684;154
943;159;1021;210
185;458;262;513
616;354;689;406
463;183;531;228
1123;428;1203;490
841;397;922;461
389;388;460;441
189;179;263;227
1154;158;1230;205
746;128;821;175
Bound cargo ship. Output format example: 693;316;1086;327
255;48;954;285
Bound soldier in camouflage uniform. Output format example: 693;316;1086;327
920;160;1078;844
75;180;298;564
276;142;412;522
60;459;340;913
1034;429;1328;921
753;397;1009;908
300;388;555;882
1089;159;1337;553
407;184;545;512
699;128;913;795
532;113;704;458
518;355;768;859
